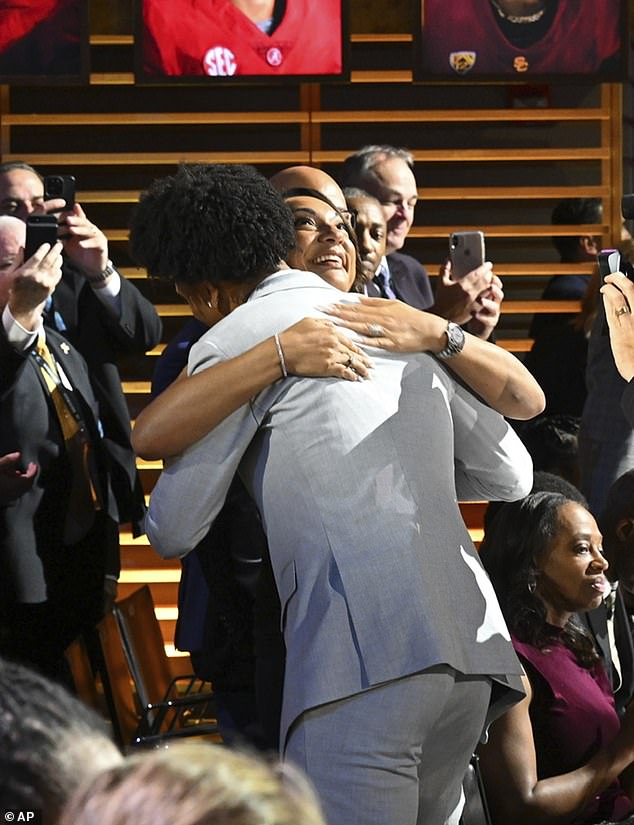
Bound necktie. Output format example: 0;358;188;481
34;334;102;544
374;269;391;299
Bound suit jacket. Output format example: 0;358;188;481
528;273;591;341
45;263;162;532
366;251;434;310
583;590;634;715
147;269;532;744
579;304;634;515
0;325;119;604
622;379;634;428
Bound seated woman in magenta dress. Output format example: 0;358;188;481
479;492;634;824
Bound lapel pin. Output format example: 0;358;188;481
60;342;70;354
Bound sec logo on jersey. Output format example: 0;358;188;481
203;46;237;76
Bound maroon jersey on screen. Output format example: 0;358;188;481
143;0;343;77
421;0;621;76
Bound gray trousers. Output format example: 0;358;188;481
285;665;491;825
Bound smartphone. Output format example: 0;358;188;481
43;174;76;210
25;215;59;259
449;230;486;279
598;248;621;282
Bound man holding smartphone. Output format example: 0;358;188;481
340;144;503;341
0;161;162;591
0;215;121;681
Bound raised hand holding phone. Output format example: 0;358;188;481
449;230;486;280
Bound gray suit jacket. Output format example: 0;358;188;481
148;270;532;743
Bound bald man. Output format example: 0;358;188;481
270;165;349;211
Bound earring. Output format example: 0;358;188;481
527;575;536;594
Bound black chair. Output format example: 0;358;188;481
460;754;493;825
113;585;221;746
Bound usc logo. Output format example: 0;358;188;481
513;56;529;72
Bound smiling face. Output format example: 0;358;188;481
361;156;418;255
286;195;356;291
534;501;608;626
346;195;386;283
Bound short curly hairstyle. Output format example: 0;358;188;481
129;164;296;286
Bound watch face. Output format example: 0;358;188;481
448;322;465;351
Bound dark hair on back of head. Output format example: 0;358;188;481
479;491;598;668
483;471;587;537
518;414;580;477
0;657;120;822
551;197;602;260
129;164;296;286
600;469;634;544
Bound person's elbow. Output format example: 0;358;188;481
146;512;192;559
505;381;546;422
131;415;163;462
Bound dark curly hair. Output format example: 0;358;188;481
479;491;599;668
129;164;296;286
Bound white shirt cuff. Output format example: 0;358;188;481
2;304;41;352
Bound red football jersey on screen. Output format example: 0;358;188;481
143;0;343;77
421;0;621;76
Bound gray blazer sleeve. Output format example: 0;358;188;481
145;337;263;558
448;376;533;502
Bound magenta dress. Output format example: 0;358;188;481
513;631;633;824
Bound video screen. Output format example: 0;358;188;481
0;0;88;84
414;0;626;82
136;0;348;83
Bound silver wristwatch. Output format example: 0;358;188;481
437;321;466;360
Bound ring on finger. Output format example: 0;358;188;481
345;356;354;369
367;323;384;337
616;305;631;317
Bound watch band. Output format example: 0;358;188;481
86;260;116;284
437;321;466;360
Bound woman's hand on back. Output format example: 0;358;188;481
322;296;447;353
278;317;373;380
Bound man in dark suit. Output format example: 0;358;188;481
590;469;634;714
0;215;120;681
340;144;502;340
0;161;162;548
